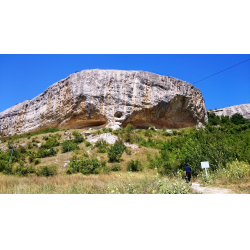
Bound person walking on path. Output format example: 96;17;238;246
184;164;192;184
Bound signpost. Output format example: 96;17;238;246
201;161;210;178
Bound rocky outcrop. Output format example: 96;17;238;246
213;104;250;120
0;69;208;138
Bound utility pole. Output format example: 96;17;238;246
65;139;71;166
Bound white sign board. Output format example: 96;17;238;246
201;161;210;169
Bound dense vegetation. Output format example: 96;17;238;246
0;112;249;189
66;155;109;175
106;113;250;176
207;111;250;126
0;133;61;174
137;113;250;175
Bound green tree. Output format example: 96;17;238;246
107;142;126;162
231;113;249;125
61;140;79;153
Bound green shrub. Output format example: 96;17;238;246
95;140;109;153
85;141;91;147
0;159;7;172
147;149;180;176
200;161;250;185
125;123;133;132
123;133;133;143
163;132;172;136
72;132;84;143
113;130;120;135
208;112;221;125
38;165;57;177
37;147;58;158
49;133;62;140
173;131;178;136
29;153;37;163
127;160;143;172
61;140;80;153
111;164;121;171
42;136;49;141
98;147;107;153
7;140;14;149
66;156;108;175
221;115;230;124
102;128;108;133
125;147;132;155
82;150;89;158
34;159;40;165
18;160;25;167
41;138;59;149
19;146;27;154
12;165;36;176
231;113;250;125
107;142;126;162
144;130;152;137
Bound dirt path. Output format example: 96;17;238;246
191;182;233;194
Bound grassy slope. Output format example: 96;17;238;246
0;127;195;194
1;125;250;194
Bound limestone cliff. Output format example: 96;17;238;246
213;104;250;120
0;69;208;138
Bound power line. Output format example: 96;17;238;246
193;58;250;85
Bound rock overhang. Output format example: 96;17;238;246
0;69;208;138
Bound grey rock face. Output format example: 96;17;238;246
213;104;250;120
196;122;205;130
0;69;208;138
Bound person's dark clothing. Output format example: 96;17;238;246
184;166;191;173
184;166;191;183
185;172;191;183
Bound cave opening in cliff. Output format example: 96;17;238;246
114;111;123;118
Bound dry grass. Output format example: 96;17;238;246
194;177;250;193
209;178;250;194
0;170;196;194
0;170;181;194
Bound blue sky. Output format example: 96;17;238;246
0;54;249;112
